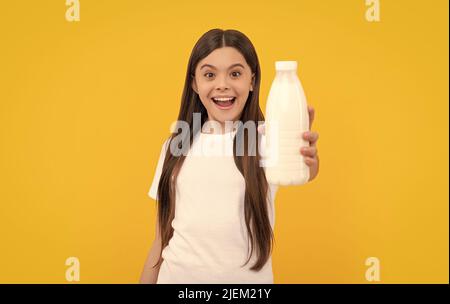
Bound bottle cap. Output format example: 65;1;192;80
275;61;298;71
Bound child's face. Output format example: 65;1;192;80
192;47;255;130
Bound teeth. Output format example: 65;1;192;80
213;97;234;101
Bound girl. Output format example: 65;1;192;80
140;29;319;284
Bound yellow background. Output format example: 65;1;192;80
0;0;448;283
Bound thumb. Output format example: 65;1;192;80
257;123;266;135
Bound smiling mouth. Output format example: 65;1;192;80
211;97;236;109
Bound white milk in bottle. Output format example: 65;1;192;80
264;61;310;185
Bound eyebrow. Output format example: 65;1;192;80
200;63;245;70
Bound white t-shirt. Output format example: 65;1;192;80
148;130;279;284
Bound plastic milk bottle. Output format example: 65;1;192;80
264;61;310;185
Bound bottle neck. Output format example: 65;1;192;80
276;69;297;74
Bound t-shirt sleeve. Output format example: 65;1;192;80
148;138;171;200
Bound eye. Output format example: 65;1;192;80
204;72;215;79
231;71;241;78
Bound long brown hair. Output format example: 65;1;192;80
153;28;273;271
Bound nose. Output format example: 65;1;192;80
215;75;230;91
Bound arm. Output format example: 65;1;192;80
139;216;162;284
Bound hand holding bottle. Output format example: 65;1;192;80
258;105;319;182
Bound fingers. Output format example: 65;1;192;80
308;106;315;129
302;131;319;146
303;156;318;167
300;146;317;157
